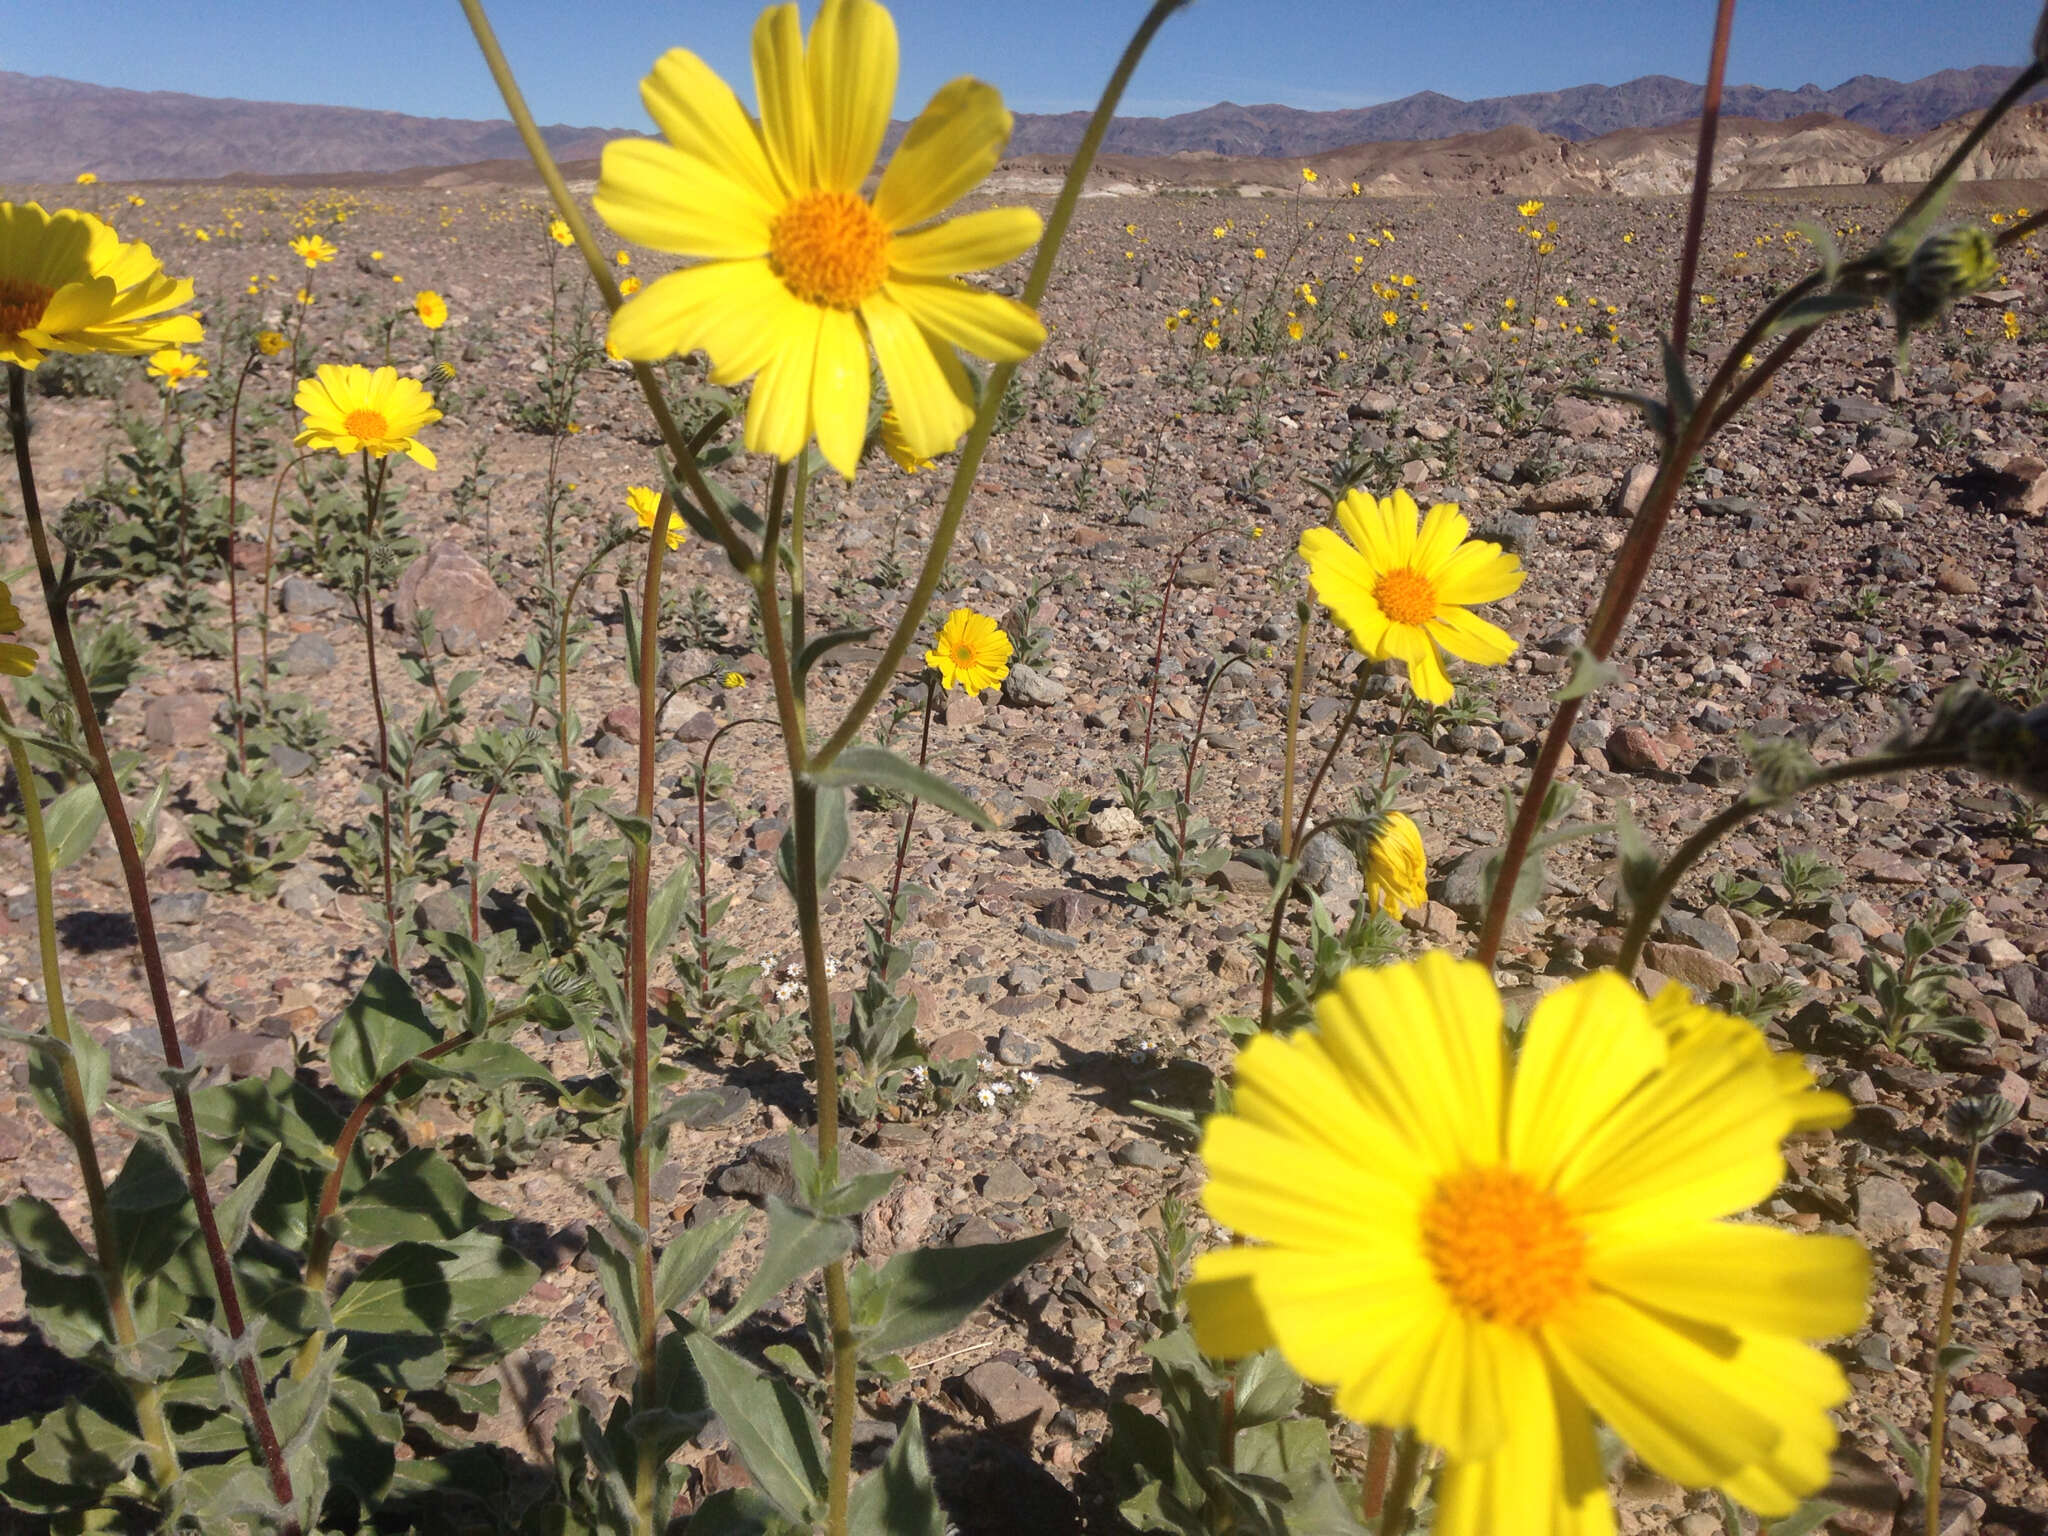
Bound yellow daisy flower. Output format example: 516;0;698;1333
1188;956;1867;1536
628;484;684;549
75;172;98;187
879;405;935;471
1516;198;1544;217
0;578;38;677
620;275;641;296
1363;810;1426;915
255;330;288;357
0;202;201;369
146;347;208;391
722;670;747;689
1299;488;1524;704
925;607;1011;693
293;364;440;469
414;290;448;330
290;234;337;268
594;0;1046;478
1301;166;1317;183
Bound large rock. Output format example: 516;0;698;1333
143;693;214;748
393;541;512;654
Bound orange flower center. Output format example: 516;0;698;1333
769;190;891;310
1372;566;1438;626
1419;1167;1586;1329
343;408;390;443
955;644;977;667
0;276;54;337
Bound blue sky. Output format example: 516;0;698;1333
6;1;2039;125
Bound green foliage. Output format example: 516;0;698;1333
1774;846;1845;912
831;893;931;1122
1837;899;1983;1062
190;764;318;894
1041;784;1094;839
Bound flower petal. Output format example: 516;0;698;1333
1333;487;1413;570
1712;1334;1852;1517
1434;1351;1614;1536
806;0;896;194
890;207;1043;277
1184;1247;1277;1357
862;291;973;459
1299;527;1391;656
1225;1029;1433;1197
1589;1225;1869;1341
810;306;870;478
1380;620;1453;704
874;77;1012;230
751;4;813;196
1508;972;1665;1189
742;302;821;463
596;138;775;257
606;260;789;382
640;48;782;209
888;277;1045;362
1413;501;1472;575
1435;539;1525;606
1199;1114;1419;1251
1426;606;1517;666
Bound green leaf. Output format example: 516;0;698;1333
717;1197;856;1337
648;864;697;957
686;1488;807;1536
1765;291;1873;339
795;626;876;682
846;1405;945;1536
859;1227;1066;1358
811;747;996;832
329;1232;537;1335
1936;1341;1979;1376
1661;336;1696;427
1968;1193;2040;1228
400;1039;560;1095
583;1225;641;1344
684;1331;826;1524
213;1141;282;1255
1553;646;1617;702
1765;1500;1846;1536
40;781;105;869
654;1206;749;1316
1230;1348;1304;1430
23;1398;147;1495
329;963;439;1099
777;784;849;897
0;1199;112;1362
337;1148;510;1246
3;1022;111;1132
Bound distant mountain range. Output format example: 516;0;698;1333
0;64;2037;184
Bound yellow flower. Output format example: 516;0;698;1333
1381;309;1398;327
0;578;38;677
925;607;1011;693
879;405;935;471
1301;167;1317;183
1252;246;1267;259
1516;198;1543;217
548;218;574;247
595;0;1046;479
290;234;337;268
146;347;207;391
370;250;384;260
1287;320;1303;341
1298;488;1524;704
255;330;288;357
722;670;747;689
620;275;642;296
75;172;99;187
1187;956;1866;1536
127;194;146;208
193;228;210;243
1350;180;1361;195
296;286;315;306
0;202;202;368
615;248;632;266
414;289;448;329
293;363;440;469
2004;309;2022;341
628;484;685;549
1363;810;1426;915
1202;329;1220;351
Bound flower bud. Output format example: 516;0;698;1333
1966;702;2048;800
1893;223;1999;335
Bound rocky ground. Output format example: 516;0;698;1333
1;174;2046;1533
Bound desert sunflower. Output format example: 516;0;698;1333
293;364;440;469
146;347;207;391
926;608;1010;694
1299;488;1524;704
414;290;448;330
1362;810;1426;915
290;234;337;268
1187;955;1866;1535
628;485;684;550
594;0;1047;478
0;579;37;677
0;202;202;369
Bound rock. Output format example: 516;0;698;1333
1853;1174;1922;1244
269;744;315;779
995;1026;1042;1066
1605;723;1669;774
715;1131;893;1204
1299;829;1363;900
1112;1140;1174;1170
151;889;208;926
1960;1261;2025;1300
1080;967;1121;994
602;704;641;744
1935;565;1981;596
144;694;213;748
162;941;214;990
277;869;335;915
956;1360;1058;1435
1613;462;1659;517
1991;453;2048;514
1641;942;1741;995
1659;911;1740;962
1823;396;1885;425
981;1159;1038;1204
1001;664;1068;708
1040;828;1076;869
1521;472;1613;514
196;1029;294;1079
277;576;341;616
1080;804;1142;848
393;540;513;652
1437;846;1516;922
941;688;986;727
278;632;336;677
1544;396;1628;439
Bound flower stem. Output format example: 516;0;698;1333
882;678;937;953
223;355;259;770
357;451;400;970
259;452;313;706
1668;0;1738;359
6;362;298;1527
1924;1140;1978;1536
0;698;180;1490
1376;1430;1424;1536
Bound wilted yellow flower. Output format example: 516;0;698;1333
146;347;207;391
1188;955;1865;1536
0;578;38;677
879;405;936;471
548;218;574;247
594;0;1047;478
294;364;440;469
414;290;448;329
255;330;288;357
722;670;747;689
290;234;336;268
1363;810;1426;914
926;607;1012;693
1298;488;1524;704
0;202;202;368
628;485;684;549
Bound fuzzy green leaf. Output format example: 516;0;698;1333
328;1233;537;1336
338;1148;510;1247
858;1227;1066;1358
811;747;996;831
655;1206;749;1317
330;963;439;1099
683;1331;826;1524
717;1197;856;1337
846;1406;945;1536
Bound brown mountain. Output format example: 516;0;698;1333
0;64;2037;186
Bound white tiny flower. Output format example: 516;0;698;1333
994;1081;1014;1095
975;1086;997;1109
1018;1071;1038;1087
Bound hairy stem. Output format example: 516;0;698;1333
882;678;938;952
223;355;258;768
1925;1140;1978;1536
8;363;298;1526
357;452;400;969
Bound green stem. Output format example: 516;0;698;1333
0;699;180;1489
882;677;938;953
223;355;258;770
813;0;1196;774
1376;1431;1424;1536
358;452;400;970
1892;62;2047;238
1925;1140;1977;1536
7;363;299;1527
1615;744;1963;976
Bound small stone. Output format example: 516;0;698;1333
143;693;214;748
602;704;641;744
1853;1174;1922;1244
956;1360;1058;1435
1111;1140;1174;1170
1613;462;1659;517
269;744;315;779
277;576;341;616
981;1159;1038;1204
393;540;513;649
995;1026;1042;1066
1960;1261;2025;1301
1641;942;1741;994
1081;804;1142;848
941;688;986;727
1935;565;1981;596
1081;967;1121;994
1001;664;1068;708
1605;723;1669;774
277;869;335;915
278;632;337;677
1040;828;1076;869
162;941;214;989
151;890;208;926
